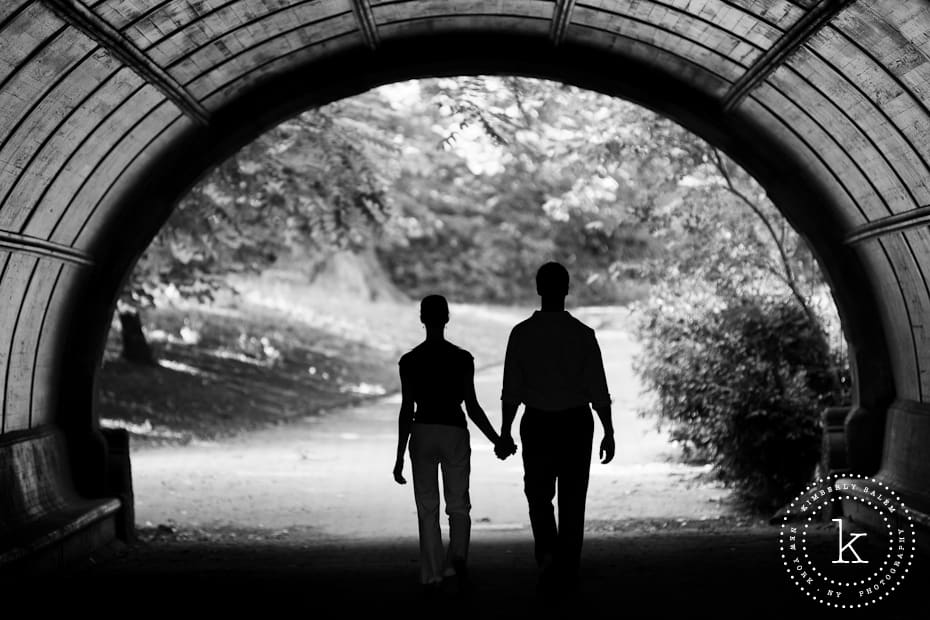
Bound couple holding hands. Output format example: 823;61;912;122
392;262;615;597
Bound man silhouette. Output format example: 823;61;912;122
496;261;614;593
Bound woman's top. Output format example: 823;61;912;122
398;340;474;428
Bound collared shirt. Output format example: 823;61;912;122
501;310;611;411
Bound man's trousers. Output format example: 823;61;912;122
520;405;594;579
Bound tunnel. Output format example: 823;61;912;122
0;0;929;571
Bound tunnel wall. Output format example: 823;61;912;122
1;0;930;562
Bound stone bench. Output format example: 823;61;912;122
0;428;121;570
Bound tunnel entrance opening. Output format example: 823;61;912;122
67;36;893;489
94;74;853;565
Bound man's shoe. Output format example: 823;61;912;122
422;582;443;599
536;560;559;599
440;574;460;595
557;569;580;598
452;558;476;597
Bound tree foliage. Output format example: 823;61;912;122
421;77;825;316
130;76;825;311
123;77;845;380
375;77;655;304
123;93;399;310
632;293;845;510
125;75;835;316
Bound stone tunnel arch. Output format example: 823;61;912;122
1;0;928;565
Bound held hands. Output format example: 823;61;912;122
494;434;518;460
393;457;407;485
599;433;615;464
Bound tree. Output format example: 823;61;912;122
424;77;825;319
376;77;655;304
119;92;400;362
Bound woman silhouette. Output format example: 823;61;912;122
392;295;505;594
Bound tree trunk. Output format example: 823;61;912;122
303;248;408;302
118;310;156;365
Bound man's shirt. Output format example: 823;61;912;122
501;310;611;411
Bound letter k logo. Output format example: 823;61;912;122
831;518;868;564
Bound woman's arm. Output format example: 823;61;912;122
463;357;501;445
393;367;414;484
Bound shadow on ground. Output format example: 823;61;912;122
26;527;927;618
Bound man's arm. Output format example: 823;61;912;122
393;363;415;484
593;403;614;464
498;330;522;459
585;332;615;464
498;400;520;459
500;400;519;439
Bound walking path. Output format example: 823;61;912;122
131;311;740;539
67;310;927;618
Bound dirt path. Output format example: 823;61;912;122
131;310;743;538
77;307;925;618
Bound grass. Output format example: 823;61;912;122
97;272;529;447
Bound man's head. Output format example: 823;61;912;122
536;262;570;299
420;294;449;328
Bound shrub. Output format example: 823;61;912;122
632;293;845;511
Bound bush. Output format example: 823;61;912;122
633;293;845;511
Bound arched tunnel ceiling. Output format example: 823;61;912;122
2;0;930;435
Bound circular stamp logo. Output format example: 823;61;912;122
779;473;917;609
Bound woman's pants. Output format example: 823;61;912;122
409;423;472;584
